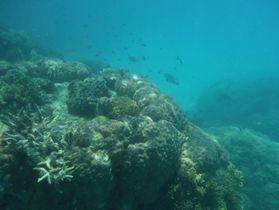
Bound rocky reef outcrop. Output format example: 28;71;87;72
0;26;243;210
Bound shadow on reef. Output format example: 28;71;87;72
0;26;243;210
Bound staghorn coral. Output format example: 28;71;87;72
0;109;113;209
1;109;73;183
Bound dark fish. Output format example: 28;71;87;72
217;92;233;104
82;23;89;28
87;44;93;49
176;56;183;65
95;51;102;57
137;73;149;79
141;43;147;47
66;48;78;53
142;56;146;61
128;56;140;63
164;73;179;85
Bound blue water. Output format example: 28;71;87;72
1;0;279;110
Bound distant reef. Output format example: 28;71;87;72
192;78;279;209
207;126;279;210
0;26;243;210
193;78;279;142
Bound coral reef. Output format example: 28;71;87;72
66;76;110;117
0;60;13;76
0;25;42;62
164;125;243;210
0;26;243;210
38;58;91;82
208;126;279;210
0;68;53;113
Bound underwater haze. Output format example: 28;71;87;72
2;0;279;109
1;0;279;210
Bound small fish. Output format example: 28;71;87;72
82;23;89;28
87;44;93;49
164;73;179;85
141;43;147;47
128;56;140;63
176;56;183;65
95;51;102;57
217;92;232;104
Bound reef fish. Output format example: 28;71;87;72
176;56;183;65
164;73;179;85
128;56;140;63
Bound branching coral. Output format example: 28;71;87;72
1;108;74;185
34;158;74;184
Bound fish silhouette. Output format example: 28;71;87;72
164;73;179;85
